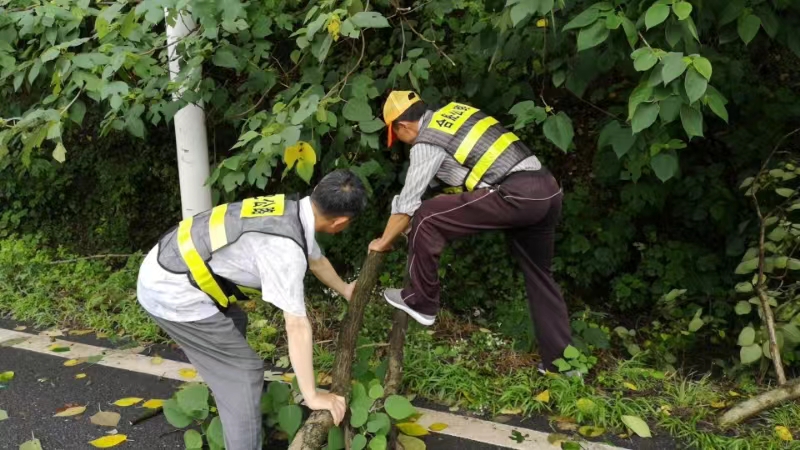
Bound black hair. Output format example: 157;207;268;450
393;95;428;127
311;170;368;218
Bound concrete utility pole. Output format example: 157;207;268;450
166;9;212;219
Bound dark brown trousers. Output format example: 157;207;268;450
401;170;572;369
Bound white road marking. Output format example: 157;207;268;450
0;328;627;450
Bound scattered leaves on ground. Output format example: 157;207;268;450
428;422;448;432
535;390;550;403
0;371;14;382
576;398;596;413
281;373;296;383
396;422;429;437
710;401;726;409
90;411;121;427
0;409;8;421
775;426;793;441
89;434;127;448
54;406;87;417
578;426;605;437
40;329;64;337
546;433;567;445
623;382;638;391
621;415;652;438
397;434;426;450
113;397;143;407
13;326;27;331
76;374;87;379
178;368;197;379
19;438;43;450
1;337;28;347
48;344;71;353
64;359;80;367
499;407;522;415
151;356;163;365
142;399;164;409
728;391;741;397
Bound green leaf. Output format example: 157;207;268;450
688;317;704;332
397;435;426;450
680;104;703;139
621;415;652;438
369;435;388;450
351;405;369;428
184;430;203;449
367;413;392;435
738;326;756;346
775;188;794;198
0;371;14;383
705;88;728;122
661;52;689;85
351;12;390;29
279;404;303;440
510;2;535;27
633;49;658;72
692;57;712;80
645;4;670;30
212;48;239;69
782;324;800;344
296;160;314;184
162;399;192;428
606;14;622;30
788;259;800;270
328;427;345;450
19;439;43;450
351;434;368;450
577;20;610;52
598;121;635;158
126;117;145;139
740;343;762;364
40;47;60;63
563;345;580;359
735;282;753;293
621;16;639;48
672;2;693;20
552;71;566;87
632;102;660;133
359;119;385;133
177;385;210;418
684;68;707;104
738;14;761;45
563;8;600;31
384;395;416;421
735;258;759;274
70;100;87;125
343;99;373;122
369;384;385;399
735;301;752;316
207;416;224;448
0;409;7;421
53;142;67;163
659;96;682;123
650;151;678;182
542;112;574;152
292;95;320;125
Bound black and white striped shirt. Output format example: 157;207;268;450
391;111;543;216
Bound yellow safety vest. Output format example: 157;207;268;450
415;102;532;191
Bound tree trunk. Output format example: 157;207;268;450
289;252;385;450
384;309;410;450
718;378;800;428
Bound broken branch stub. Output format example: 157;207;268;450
289;251;385;450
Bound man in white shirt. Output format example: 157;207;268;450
137;170;367;450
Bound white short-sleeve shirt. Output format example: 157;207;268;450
136;196;322;322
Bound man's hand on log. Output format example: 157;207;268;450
306;392;346;425
343;281;356;302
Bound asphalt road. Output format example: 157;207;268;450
0;347;508;450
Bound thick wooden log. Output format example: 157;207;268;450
289;251;385;450
384;309;410;450
718;378;800;428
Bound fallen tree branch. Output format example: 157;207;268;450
289;252;385;450
384;309;409;449
718;378;800;428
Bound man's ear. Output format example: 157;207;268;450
332;216;351;231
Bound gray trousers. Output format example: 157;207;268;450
149;305;264;450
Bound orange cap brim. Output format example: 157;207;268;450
387;122;395;147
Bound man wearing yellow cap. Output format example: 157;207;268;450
368;91;571;372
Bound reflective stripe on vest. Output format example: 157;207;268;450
453;116;499;164
209;204;228;251
465;132;520;191
177;216;235;309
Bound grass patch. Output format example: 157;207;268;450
2;236;798;448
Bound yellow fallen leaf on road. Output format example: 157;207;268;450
113;397;143;407
0;371;14;382
142;399;164;409
13;326;26;331
429;423;448;432
54;406;86;417
396;422;429;437
178;368;197;379
578;425;605;437
151;356;163;365
711;401;726;409
624;382;638;391
281;373;296;383
75;374;87;379
64;359;80;367
499;407;522;415
775;426;793;441
535;390;551;403
89;434;127;448
48;344;71;353
728;391;741;397
96;332;108;339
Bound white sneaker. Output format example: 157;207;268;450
383;289;436;326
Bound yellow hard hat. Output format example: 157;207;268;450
383;91;421;147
